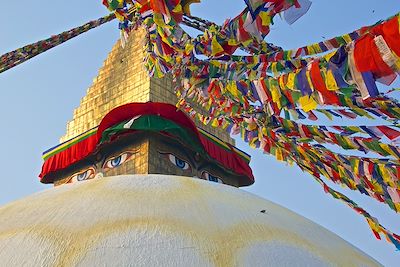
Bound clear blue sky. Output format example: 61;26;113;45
0;0;399;265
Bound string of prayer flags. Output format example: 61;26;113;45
260;127;400;211
271;116;400;158
267;12;400;61
306;166;400;250
0;13;117;73
267;132;400;249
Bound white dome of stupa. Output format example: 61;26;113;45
0;175;380;266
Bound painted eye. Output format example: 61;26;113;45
168;154;190;170
68;168;96;183
202;172;223;183
103;152;133;170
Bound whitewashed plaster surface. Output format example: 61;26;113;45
0;175;381;266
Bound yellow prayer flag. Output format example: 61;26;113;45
248;70;257;80
153;13;166;27
298;95;318;112
323;51;336;62
312;43;322;54
395;203;400;212
347;179;357;190
247;122;258;131
366;218;381;234
279;75;286;90
271;62;279;76
286;50;293;59
188;64;199;71
380;144;398;159
307;45;315;55
115;12;125;21
227;81;239;98
259;11;272;26
262;127;268;137
249;137;259;148
319;168;330;179
270;82;282;109
343;34;353;44
258;127;264;140
228;38;239;46
306;70;315;91
338;166;346;180
353;159;360;174
211;118;219;127
211;36;224;56
210;60;221;68
206;98;213;110
276;148;283;161
286;72;296;90
222;120;230;129
324;69;339;91
297;146;307;158
392;53;400;71
242;39;253;47
185;43;194;54
172;4;182;13
379;164;395;188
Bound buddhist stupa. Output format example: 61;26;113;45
0;29;381;266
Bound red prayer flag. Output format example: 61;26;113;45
371;229;382;240
374;16;400;57
354;35;395;79
309;60;340;105
376;125;400;140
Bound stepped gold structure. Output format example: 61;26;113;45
60;28;233;144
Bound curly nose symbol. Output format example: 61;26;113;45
95;172;104;179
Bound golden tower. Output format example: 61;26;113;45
60;28;233;144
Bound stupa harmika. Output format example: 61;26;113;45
0;29;381;266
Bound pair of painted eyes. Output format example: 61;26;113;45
69;152;222;184
167;154;222;183
68;152;133;183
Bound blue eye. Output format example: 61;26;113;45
77;172;88;181
110;156;122;167
208;175;219;182
175;158;185;168
104;152;133;170
203;172;223;183
168;154;190;170
68;168;96;183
